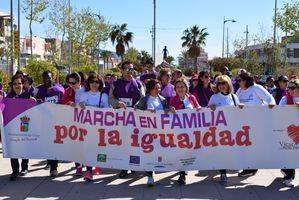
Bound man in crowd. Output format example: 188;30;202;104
140;59;158;84
34;71;65;177
109;61;145;178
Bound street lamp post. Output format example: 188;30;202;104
153;0;156;66
222;17;236;58
10;0;14;75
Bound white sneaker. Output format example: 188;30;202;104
147;176;154;186
283;179;294;188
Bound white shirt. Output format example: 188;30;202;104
279;96;299;105
208;93;240;107
147;96;164;111
79;91;109;108
236;84;276;106
183;97;194;109
75;87;85;104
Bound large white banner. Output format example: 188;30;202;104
1;98;299;171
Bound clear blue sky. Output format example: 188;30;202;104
0;0;288;62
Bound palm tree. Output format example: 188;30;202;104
181;26;209;72
101;50;112;70
110;24;133;61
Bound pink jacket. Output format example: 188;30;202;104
170;94;200;110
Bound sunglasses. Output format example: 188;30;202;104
204;75;210;79
68;81;77;85
13;82;22;86
217;82;227;85
125;67;134;72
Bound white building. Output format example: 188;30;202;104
0;11;12;72
235;36;299;69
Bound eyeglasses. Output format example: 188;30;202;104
68;81;77;85
166;74;172;77
13;82;22;86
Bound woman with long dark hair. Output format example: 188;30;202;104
191;70;214;107
79;74;109;182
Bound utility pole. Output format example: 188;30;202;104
273;0;277;45
245;25;249;48
18;0;20;69
222;16;225;58
10;0;14;75
226;27;229;58
150;26;154;59
244;25;249;59
68;0;72;73
272;0;278;74
153;0;156;66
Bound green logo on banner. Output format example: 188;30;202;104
97;154;107;162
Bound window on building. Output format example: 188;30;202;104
287;48;294;58
294;49;299;58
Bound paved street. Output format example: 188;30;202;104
1;146;299;200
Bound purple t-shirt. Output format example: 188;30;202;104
35;84;65;104
160;83;176;103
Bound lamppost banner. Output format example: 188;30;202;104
1;98;299;171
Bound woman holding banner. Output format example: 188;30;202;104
79;73;109;182
208;75;241;186
236;71;275;178
278;78;299;187
6;74;35;181
135;79;169;186
169;78;201;185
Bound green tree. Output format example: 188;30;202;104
22;0;49;59
23;60;58;85
71;8;110;67
181;26;209;72
101;50;112;70
110;24;133;61
73;65;97;75
138;50;152;66
0;70;11;92
276;1;299;36
48;0;71;63
124;47;140;66
165;56;175;65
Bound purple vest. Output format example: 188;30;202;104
113;78;142;107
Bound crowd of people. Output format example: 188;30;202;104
0;59;298;187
